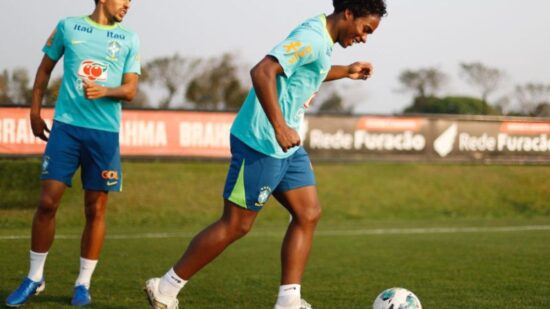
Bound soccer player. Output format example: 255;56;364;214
145;0;386;308
5;0;140;307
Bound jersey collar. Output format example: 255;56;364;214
84;16;119;30
320;14;335;46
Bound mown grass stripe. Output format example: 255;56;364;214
2;225;549;240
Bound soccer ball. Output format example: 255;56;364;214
372;287;422;309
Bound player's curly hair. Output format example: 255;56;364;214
333;0;387;17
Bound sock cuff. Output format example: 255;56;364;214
165;268;187;288
80;257;99;265
30;250;48;257
278;284;301;296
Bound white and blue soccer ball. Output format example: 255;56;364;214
372;287;422;309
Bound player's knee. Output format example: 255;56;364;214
37;195;60;217
295;204;322;225
227;220;253;239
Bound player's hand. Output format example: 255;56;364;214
30;113;50;142
275;125;301;152
83;79;108;100
347;62;374;80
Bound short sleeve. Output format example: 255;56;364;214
42;19;65;61
124;34;141;75
268;28;324;78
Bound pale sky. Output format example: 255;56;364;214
1;0;549;114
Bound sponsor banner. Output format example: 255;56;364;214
306;116;429;161
1;107;548;163
431;120;550;161
0;107;234;158
304;115;549;162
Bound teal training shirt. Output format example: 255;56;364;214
43;16;141;132
230;14;334;158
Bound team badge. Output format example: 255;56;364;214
41;156;50;175
106;40;122;61
255;186;272;207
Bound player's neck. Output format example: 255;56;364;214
325;13;339;43
89;9;117;26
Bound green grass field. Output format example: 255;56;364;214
1;160;549;308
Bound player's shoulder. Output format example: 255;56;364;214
53;16;86;29
117;24;139;38
62;16;87;25
291;14;326;41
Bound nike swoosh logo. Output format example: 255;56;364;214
72;40;86;45
107;181;118;186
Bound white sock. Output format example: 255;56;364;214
159;268;187;298
28;251;48;282
75;257;98;289
276;284;301;306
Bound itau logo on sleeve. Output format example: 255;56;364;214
434;123;458;157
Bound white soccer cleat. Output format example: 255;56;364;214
274;298;313;309
144;278;179;309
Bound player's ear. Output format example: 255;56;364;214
344;8;355;21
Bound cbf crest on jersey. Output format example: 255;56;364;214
106;40;122;61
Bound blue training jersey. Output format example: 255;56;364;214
43;16;141;132
230;14;334;158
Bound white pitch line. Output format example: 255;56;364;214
1;225;550;241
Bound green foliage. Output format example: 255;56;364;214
0;159;41;209
141;53;202;109
43;77;62;106
398;67;448;98
513;83;550;116
317;92;350;114
404;96;501;115
460;62;505;104
0;68;62;106
1;160;548;229
185;53;248;110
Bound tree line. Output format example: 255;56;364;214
398;62;550;117
1;55;548;116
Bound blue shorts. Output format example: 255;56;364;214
41;121;122;192
223;135;315;211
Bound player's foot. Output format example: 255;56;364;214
144;278;179;309
5;277;45;307
274;298;313;309
71;285;92;307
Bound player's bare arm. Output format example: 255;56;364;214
83;73;139;101
325;62;374;82
250;56;301;152
30;55;58;142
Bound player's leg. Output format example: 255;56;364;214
174;200;258;279
144;200;258;309
31;180;67;253
145;135;283;309
275;186;321;284
81;190;109;260
71;126;119;306
6;121;80;307
273;148;319;309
